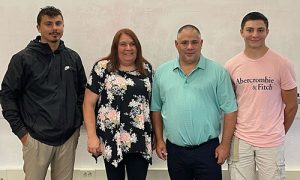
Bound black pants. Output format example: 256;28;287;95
166;138;222;180
104;153;149;180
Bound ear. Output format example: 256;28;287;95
240;28;244;38
266;28;269;35
37;24;41;33
175;40;179;49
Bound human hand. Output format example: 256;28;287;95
87;135;102;157
155;140;167;160
20;133;29;146
215;143;230;165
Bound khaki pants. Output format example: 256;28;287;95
22;128;80;180
227;136;285;180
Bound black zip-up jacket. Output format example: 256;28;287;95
0;36;87;146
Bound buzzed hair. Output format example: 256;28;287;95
177;24;201;37
37;6;63;25
241;12;268;29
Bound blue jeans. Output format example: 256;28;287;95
166;138;222;180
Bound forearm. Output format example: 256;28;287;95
282;87;298;133
151;111;164;142
82;105;96;137
221;111;237;147
284;103;298;133
83;103;98;138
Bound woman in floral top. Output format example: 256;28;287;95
83;28;153;180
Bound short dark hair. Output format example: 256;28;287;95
241;12;268;29
101;28;149;76
177;24;201;37
37;6;63;25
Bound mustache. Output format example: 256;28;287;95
49;31;61;35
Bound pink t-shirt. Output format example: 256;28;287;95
225;49;296;147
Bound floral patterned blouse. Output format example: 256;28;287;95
87;60;153;167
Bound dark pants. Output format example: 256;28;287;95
104;153;149;180
166;138;222;180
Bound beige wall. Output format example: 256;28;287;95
0;170;300;180
0;0;300;178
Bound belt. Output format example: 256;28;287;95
167;138;218;150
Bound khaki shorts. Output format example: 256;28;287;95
227;136;285;180
22;128;80;180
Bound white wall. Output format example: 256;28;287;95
1;113;300;179
0;0;299;177
0;0;300;84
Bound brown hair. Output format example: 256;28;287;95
37;6;63;25
101;28;149;76
241;12;269;29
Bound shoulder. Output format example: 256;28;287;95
9;49;28;65
93;59;110;70
267;49;290;64
13;48;27;58
266;50;295;77
225;52;244;68
224;52;244;75
205;57;221;67
155;59;176;73
203;56;226;72
201;57;231;82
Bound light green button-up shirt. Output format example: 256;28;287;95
151;55;237;146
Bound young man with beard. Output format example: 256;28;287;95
0;6;86;180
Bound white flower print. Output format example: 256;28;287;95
114;124;138;153
143;63;151;72
103;144;112;161
97;106;120;131
112;160;119;167
94;60;108;77
127;78;134;86
144;133;152;155
127;95;150;129
104;74;135;102
143;78;151;92
127;71;139;76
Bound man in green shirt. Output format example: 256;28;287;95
151;24;237;180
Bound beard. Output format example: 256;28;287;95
50;39;60;43
50;31;62;40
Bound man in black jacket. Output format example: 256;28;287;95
0;6;87;180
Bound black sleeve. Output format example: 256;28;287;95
0;53;28;139
75;53;87;120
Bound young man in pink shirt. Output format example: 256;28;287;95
225;12;298;180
